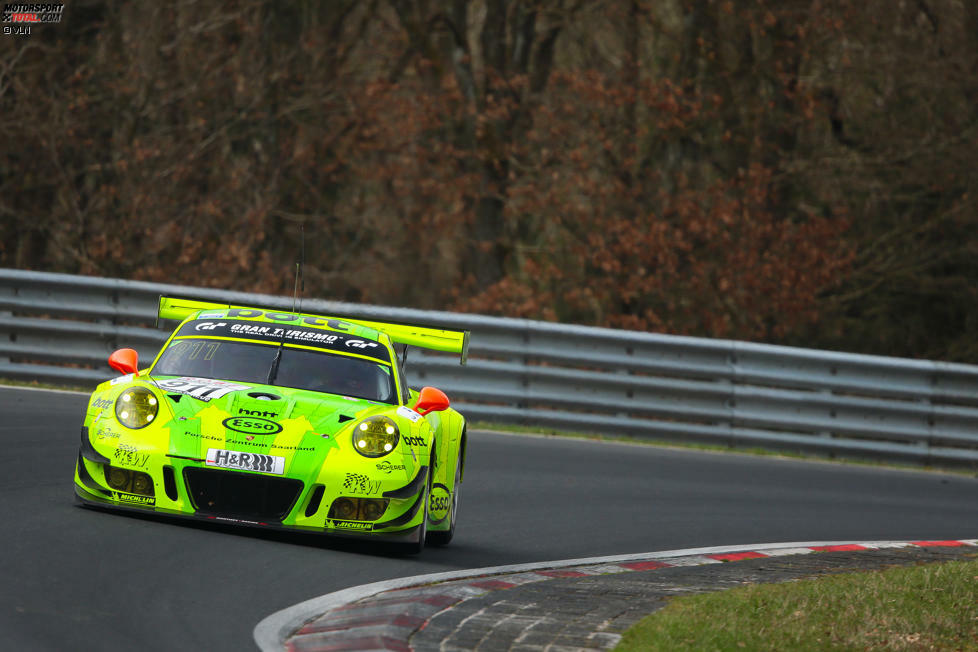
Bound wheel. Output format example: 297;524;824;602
426;451;461;546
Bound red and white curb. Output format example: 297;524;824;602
253;539;977;651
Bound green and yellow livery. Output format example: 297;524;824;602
74;297;468;553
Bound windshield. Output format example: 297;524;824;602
151;338;396;403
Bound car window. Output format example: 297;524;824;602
152;338;396;403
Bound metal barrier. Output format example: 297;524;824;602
2;268;977;467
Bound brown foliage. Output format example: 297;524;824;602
1;0;976;360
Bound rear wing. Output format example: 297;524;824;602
158;296;469;365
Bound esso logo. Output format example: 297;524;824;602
221;417;282;435
428;483;451;523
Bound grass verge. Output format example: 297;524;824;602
614;558;978;651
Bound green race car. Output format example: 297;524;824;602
74;297;468;553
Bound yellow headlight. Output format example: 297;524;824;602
106;466;129;489
352;416;399;458
115;387;159;429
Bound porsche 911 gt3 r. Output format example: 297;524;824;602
74;296;468;553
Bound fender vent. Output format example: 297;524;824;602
162;465;179;501
304;485;325;517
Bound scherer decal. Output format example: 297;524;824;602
95;427;121;441
375;461;406;474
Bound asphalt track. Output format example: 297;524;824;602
2;385;977;651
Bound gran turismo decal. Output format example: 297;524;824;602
174;319;391;363
205;448;285;474
194;321;227;331
155;377;250;401
222;416;283;435
343;473;381;495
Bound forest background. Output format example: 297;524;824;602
1;0;976;362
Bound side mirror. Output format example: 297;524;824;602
108;348;139;375
415;386;450;416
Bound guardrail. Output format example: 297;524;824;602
2;268;977;467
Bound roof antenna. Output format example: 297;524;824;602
268;223;305;386
293;222;305;315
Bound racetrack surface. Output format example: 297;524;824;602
3;385;977;651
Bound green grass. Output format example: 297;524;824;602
614;558;978;651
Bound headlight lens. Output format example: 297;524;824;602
327;497;389;522
352;416;399;457
104;466;155;496
115;387;159;429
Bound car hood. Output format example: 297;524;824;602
148;375;390;468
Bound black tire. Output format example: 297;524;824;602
426;452;460;547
